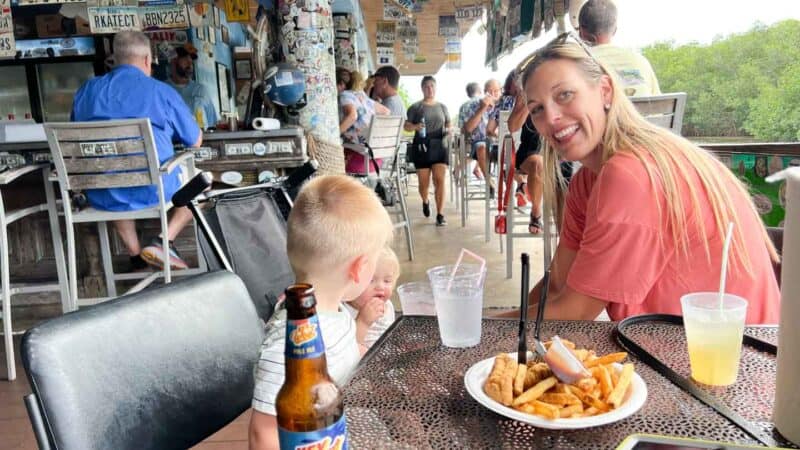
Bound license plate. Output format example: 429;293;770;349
224;143;252;156
139;5;189;30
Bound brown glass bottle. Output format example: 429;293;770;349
276;283;348;450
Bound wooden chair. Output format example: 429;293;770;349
44;119;205;311
630;92;688;134
344;115;414;260
0;165;69;381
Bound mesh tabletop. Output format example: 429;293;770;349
342;316;793;449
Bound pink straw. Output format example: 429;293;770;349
447;248;486;291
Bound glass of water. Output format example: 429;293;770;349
427;264;486;348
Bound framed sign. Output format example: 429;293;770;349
216;62;231;113
234;58;251;80
223;0;249;23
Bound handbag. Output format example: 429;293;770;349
367;145;397;207
495;137;516;234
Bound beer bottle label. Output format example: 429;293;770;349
278;414;349;450
285;316;325;359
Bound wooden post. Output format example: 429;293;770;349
277;0;344;174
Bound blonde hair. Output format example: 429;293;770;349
377;247;401;282
349;70;366;92
287;175;394;278
520;41;778;272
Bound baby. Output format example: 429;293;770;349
345;247;400;353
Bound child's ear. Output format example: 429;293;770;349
347;254;369;283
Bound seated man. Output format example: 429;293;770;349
167;43;219;130
71;30;202;270
461;79;501;195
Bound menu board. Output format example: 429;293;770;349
0;0;14;58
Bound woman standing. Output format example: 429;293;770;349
405;76;451;226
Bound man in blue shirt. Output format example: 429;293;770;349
71;30;202;271
167;44;219;130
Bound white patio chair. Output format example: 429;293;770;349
630;92;687;135
1;164;69;381
344;115;414;260
44;119;205;311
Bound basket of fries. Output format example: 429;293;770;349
464;339;647;429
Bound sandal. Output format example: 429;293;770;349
529;214;543;235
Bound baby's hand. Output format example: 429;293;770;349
357;298;385;327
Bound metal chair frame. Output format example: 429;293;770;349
44;119;205;311
0;164;69;381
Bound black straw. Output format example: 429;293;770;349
517;253;530;364
533;270;551;342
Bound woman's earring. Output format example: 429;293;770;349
604;103;611;111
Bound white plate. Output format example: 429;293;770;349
464;354;647;430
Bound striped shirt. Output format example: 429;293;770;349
251;305;360;415
342;301;395;349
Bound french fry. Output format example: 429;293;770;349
540;393;581;406
532;400;560;419
553;383;569;394
501;358;519;406
567;385;609;412
584;352;628;368
607;363;635;408
559;403;584;418
513;363;527;396
584;406;599;416
595;365;613;398
576;376;598;393
610;366;620;386
512;376;558;406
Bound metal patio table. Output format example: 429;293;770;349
343;316;794;449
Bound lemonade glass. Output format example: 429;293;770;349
681;292;748;386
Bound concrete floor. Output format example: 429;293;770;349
390;172;547;312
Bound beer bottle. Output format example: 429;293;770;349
276;283;348;450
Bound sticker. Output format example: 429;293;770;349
438;15;458;37
224;0;249;22
275;70;294;87
376;45;394;66
376;20;395;45
80;141;118;156
139;5;189;31
0;0;14;59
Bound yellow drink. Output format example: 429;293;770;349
681;292;748;387
684;319;745;386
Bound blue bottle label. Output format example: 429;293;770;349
278;414;348;450
285;316;325;359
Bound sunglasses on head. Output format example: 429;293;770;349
516;31;601;75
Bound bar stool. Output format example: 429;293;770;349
1;164;69;381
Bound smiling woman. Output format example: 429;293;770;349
510;34;781;325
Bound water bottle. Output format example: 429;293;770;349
419;117;426;139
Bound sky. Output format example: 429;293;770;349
399;0;800;114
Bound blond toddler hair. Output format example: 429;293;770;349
287;175;394;278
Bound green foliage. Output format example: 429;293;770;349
642;20;800;141
398;85;411;109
